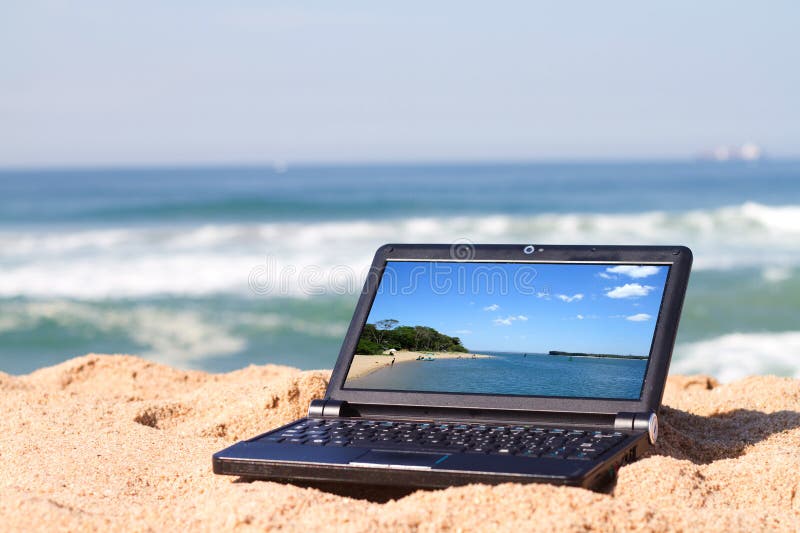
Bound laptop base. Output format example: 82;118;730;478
213;418;651;491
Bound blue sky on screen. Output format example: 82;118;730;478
367;261;669;356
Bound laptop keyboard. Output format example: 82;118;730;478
259;419;628;460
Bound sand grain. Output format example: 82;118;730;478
1;354;798;531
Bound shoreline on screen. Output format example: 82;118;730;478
346;350;494;381
547;350;648;360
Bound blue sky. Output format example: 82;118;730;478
368;261;669;356
1;1;798;167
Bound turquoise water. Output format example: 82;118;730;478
345;353;648;399
0;160;798;380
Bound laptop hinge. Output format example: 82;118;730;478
615;411;658;444
324;402;615;427
307;399;346;418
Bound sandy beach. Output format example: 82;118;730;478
346;350;494;380
1;354;799;531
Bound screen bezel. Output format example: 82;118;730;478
326;244;692;415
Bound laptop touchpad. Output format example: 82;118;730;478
350;450;449;470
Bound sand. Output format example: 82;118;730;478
346;350;493;380
1;355;798;531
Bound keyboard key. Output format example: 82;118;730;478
543;449;568;459
264;418;630;459
466;447;490;454
578;447;603;455
386;443;466;453
567;452;592;460
519;449;541;458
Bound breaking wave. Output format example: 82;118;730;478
0;202;798;298
673;331;800;382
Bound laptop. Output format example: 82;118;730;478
214;244;691;490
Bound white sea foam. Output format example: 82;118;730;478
0;202;798;298
762;266;792;283
235;312;349;338
672;331;800;382
0;300;246;366
0;300;348;366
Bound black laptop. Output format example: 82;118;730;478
214;244;691;490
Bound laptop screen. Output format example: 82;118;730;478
342;260;670;400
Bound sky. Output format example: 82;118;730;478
1;1;798;167
366;261;669;356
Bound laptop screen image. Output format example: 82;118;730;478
342;260;671;400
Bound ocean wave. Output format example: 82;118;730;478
0;202;798;298
0;299;348;370
0;300;245;366
672;331;800;382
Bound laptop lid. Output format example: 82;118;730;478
326;244;691;416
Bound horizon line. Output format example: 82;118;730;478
1;155;797;173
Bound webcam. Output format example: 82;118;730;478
523;245;536;254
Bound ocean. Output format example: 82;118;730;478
345;353;648;400
0;161;798;380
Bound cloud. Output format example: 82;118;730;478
576;314;584;320
626;313;652;322
483;304;499;311
454;329;472;335
597;272;615;279
556;293;584;303
606;283;655;299
536;291;550;299
493;315;527;326
606;265;661;279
